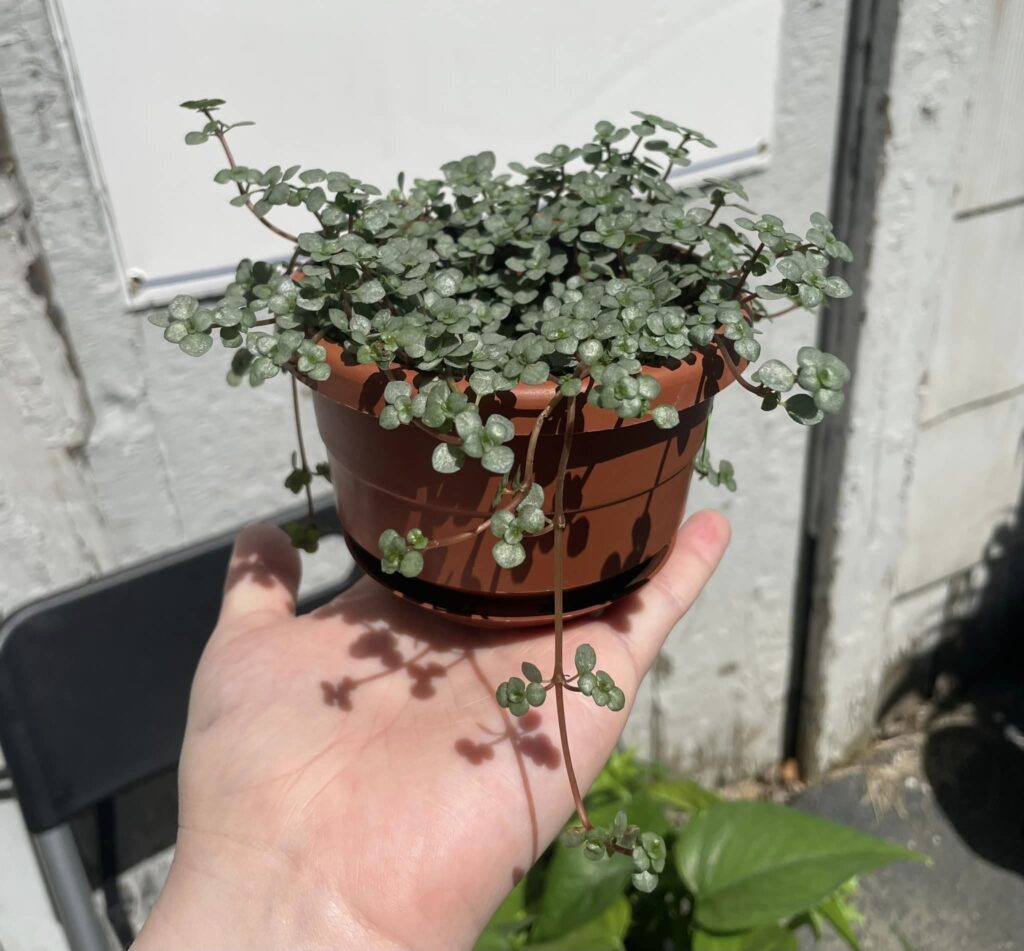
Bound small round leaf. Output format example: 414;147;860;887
379;406;402;430
431;443;465;474
399;551;424;578
632;871;658;893
352;279;385;304
168;295;198;322
522;661;543;683
492;540;526;569
455;409;483;440
405;528;428;550
752;359;796;393
484;414;515;444
179;333;213;357
575;643;597;674
815;388;845;414
482;445;515;475
384;380;411;403
785;393;825;426
521;362;550;385
516;504;546;534
651;405;679;430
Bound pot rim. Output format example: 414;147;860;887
304;337;740;429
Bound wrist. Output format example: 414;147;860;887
132;835;400;951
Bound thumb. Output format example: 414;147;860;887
217;523;302;629
606;510;731;676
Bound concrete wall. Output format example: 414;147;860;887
0;0;335;610
798;0;1024;772
0;0;849;787
625;0;850;779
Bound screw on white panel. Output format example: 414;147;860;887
126;268;147;296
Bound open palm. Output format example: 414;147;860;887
134;513;729;951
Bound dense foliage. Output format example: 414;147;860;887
156;99;852;566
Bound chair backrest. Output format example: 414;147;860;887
0;503;349;834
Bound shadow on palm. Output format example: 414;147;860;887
172;514;727;949
303;574;653;868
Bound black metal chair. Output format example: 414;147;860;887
0;502;357;951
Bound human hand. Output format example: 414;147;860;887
133;511;729;950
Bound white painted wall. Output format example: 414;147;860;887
0;0;342;601
0;0;848;795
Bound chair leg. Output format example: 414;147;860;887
97;799;135;947
33;825;113;951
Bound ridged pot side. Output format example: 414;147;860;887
305;342;735;625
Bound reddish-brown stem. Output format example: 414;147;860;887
552;396;591;830
423;386;569;551
421;366;590;552
732;242;765;299
661;133;692;181
203;110;299;244
290;375;316;522
206;318;277;333
756;303;801;320
704;200;724;228
711;339;771;399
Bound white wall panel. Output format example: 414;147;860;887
54;0;782;304
954;0;1024;214
918;204;1024;423
897;392;1024;595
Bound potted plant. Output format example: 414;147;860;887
152;98;853;892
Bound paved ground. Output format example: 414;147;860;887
794;680;1024;950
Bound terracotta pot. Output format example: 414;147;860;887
306;342;736;627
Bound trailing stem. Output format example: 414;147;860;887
755;302;801;321
422;371;586;553
710;339;771;399
550;396;592;829
290;374;316;524
202;108;299;244
731;242;765;299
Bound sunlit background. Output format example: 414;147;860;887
1;0;1021;947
